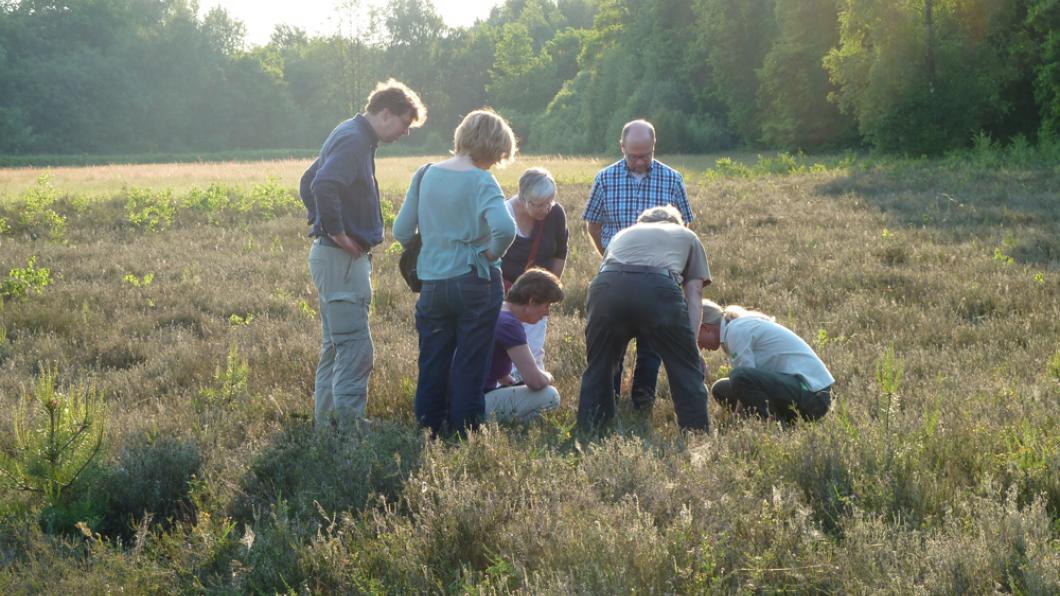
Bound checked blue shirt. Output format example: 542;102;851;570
582;159;694;249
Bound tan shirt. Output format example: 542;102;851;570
602;222;710;285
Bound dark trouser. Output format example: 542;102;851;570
612;337;661;411
710;367;831;422
577;270;709;431
414;268;503;436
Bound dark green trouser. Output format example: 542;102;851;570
710;367;830;422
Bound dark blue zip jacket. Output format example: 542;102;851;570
300;114;382;249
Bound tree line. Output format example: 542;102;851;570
1;0;1057;156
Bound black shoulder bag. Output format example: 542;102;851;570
399;164;431;292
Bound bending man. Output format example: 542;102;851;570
578;206;711;432
698;300;834;422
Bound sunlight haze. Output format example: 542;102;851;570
200;0;502;47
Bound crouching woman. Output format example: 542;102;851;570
698;299;834;422
484;269;565;422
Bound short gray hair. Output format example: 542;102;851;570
701;299;724;326
621;119;656;142
517;167;556;203
636;205;683;225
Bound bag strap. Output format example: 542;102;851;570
524;218;545;271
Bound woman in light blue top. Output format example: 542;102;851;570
394;108;517;436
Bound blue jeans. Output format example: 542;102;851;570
578;270;709;431
414;268;503;435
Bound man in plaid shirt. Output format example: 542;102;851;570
583;120;695;413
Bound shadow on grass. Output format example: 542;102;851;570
817;164;1060;267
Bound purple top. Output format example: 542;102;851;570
484;310;527;391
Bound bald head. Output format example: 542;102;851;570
620;119;656;174
621;120;656;143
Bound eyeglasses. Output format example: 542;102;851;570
525;198;555;211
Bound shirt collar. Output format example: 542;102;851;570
353;113;380;148
620;158;654;178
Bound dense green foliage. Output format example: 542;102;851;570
1;0;1057;156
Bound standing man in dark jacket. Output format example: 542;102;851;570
300;79;426;429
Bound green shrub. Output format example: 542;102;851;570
125;187;175;232
96;435;202;539
15;173;66;240
0;369;106;532
1;256;51;301
232;420;422;524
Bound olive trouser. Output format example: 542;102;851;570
308;239;373;429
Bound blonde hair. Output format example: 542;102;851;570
701;299;775;325
364;79;427;127
453;109;518;168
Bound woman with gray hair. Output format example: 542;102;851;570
501;167;568;371
698;299;833;422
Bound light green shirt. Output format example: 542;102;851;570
394;166;516;280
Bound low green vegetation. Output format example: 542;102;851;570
0;153;1057;592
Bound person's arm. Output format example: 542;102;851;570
673;173;694;226
583;176;607;256
330;233;364;258
550;206;569;276
550;259;566;278
586;222;605;256
311;135;367;258
393;167;423;246
507;344;553;390
481;181;516;261
299;158;320;225
683;278;703;333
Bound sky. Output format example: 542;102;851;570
200;0;502;47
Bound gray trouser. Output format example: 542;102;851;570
308;240;373;428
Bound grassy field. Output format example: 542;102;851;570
0;152;1058;593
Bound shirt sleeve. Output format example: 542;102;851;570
495;313;528;350
310;134;364;236
726;322;757;369
299;158;320;225
682;233;711;283
480;176;516;259
582;173;608;223
551;204;569;260
393;166;424;246
672;172;694;224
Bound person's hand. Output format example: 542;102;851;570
331;233;364;259
498;375;515;387
699;355;708;377
543;371;554;385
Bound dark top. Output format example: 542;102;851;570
299;114;383;249
484;310;527;391
501;203;569;282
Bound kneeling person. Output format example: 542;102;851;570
484;269;565;422
698;300;834;422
